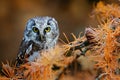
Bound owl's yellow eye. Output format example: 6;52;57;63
32;27;39;33
44;27;51;33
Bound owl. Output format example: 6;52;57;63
16;17;59;66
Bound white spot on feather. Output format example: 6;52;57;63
28;51;40;61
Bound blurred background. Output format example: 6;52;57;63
0;0;119;65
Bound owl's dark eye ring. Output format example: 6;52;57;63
44;27;51;33
32;27;39;33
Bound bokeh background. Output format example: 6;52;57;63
0;0;119;65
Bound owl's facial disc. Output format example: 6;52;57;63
24;17;59;47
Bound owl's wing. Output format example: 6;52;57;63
16;39;33;66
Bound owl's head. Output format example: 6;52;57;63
24;17;59;49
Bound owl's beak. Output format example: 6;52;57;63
39;35;45;41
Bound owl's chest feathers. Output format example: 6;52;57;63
25;42;44;61
25;40;55;61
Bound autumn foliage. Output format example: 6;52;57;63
0;2;120;80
